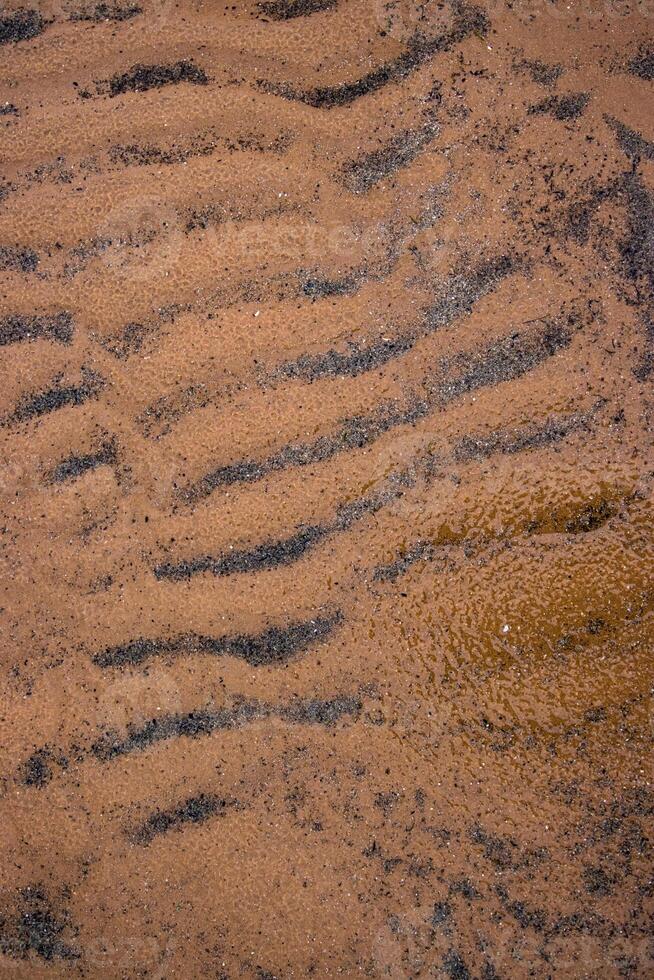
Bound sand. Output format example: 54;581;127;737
0;0;652;976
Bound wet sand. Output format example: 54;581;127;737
0;1;652;976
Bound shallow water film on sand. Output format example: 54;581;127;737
0;0;652;976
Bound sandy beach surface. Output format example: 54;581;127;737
0;1;652;976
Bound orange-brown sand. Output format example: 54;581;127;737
0;1;652;976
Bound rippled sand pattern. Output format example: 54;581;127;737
0;0;652;976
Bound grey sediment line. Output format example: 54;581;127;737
20;693;365;787
527;92;589;122
181;307;574;507
272;254;517;384
627;47;654;81
179;398;427;504
256;3;489;109
373;407;601;583
256;0;338;19
95;694;363;761
0;245;39;273
604;115;654;162
4;369;105;426
158;477;409;581
127;793;235;845
70;3;142;23
92;611;343;668
0;312;72;348
341;116;440;194
0;888;79;962
48;439;117;484
0;8;44;45
451;411;595;464
99;60;208;98
161;314;581;589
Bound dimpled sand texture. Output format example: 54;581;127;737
0;1;653;977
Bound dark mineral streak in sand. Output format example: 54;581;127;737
92;695;363;761
159;479;403;580
256;0;337;19
276;255;516;383
21;748;53;788
452;410;592;464
423;255;517;330
374;409;595;582
301;270;366;299
257;3;489;108
187;255;520;503
0;312;72;347
181;400;428;500
515;57;563;87
628;47;654;80
443;950;471;980
156;523;329;580
92;612;342;668
605;115;654;162
0;888;78;962
435;319;575;403
341;118;439;193
70;3;142;22
49;439;117;483
21;696;363;787
183;297;570;506
2;3;652;974
0;9;44;45
0;245;39;272
109;141;215;167
528;92;589;121
103;60;208;97
6;370;104;425
274;335;416;383
128;794;235;845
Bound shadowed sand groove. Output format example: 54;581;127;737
1;1;652;976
